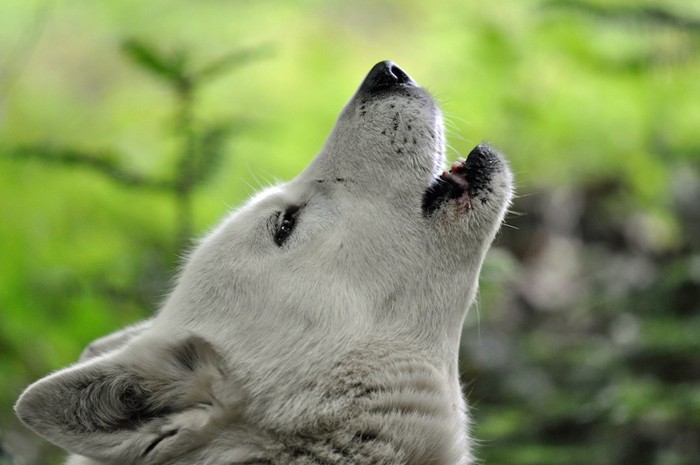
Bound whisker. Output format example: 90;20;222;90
506;210;527;217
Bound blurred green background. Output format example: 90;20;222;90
1;0;699;464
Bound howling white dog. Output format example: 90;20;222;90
16;61;513;465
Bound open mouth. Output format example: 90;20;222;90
422;143;501;216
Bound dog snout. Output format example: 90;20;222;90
358;61;417;94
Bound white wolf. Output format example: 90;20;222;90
15;61;513;465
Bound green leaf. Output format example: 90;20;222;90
121;39;186;83
7;145;173;191
195;43;274;82
191;121;239;187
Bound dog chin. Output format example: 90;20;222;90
421;143;508;216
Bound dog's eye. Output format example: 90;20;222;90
274;206;300;247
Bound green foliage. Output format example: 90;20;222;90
121;39;188;85
0;0;698;464
6;37;269;253
122;39;273;88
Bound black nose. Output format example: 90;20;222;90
358;61;416;93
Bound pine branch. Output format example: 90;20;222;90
195;43;274;82
8;145;174;191
9;38;270;254
121;39;188;85
544;1;700;31
191;120;252;188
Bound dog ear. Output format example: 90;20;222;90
79;319;154;362
15;333;245;463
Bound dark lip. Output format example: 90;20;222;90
454;143;501;195
421;143;501;216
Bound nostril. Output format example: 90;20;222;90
388;64;410;85
358;61;417;94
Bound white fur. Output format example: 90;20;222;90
16;62;513;465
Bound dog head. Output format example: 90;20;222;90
16;61;513;464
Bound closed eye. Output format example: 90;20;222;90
274;205;301;247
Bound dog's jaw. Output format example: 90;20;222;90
423;143;512;217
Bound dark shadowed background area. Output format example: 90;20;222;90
1;1;698;464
